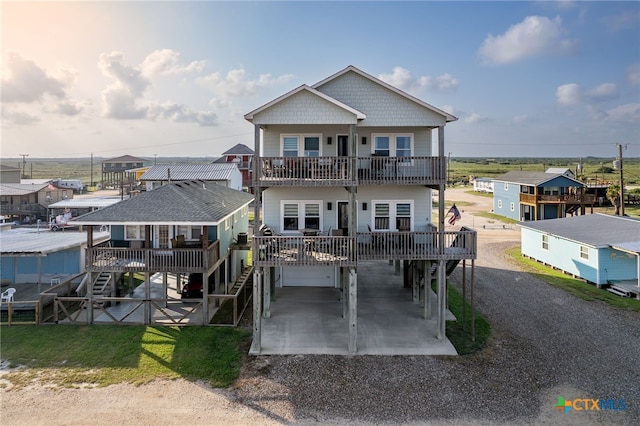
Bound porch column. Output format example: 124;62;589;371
424;260;431;320
437;125;446;339
253;124;262;235
348;267;357;354
250;268;263;354
145;272;151;324
263;266;271;318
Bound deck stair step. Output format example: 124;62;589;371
607;285;633;298
229;268;253;295
92;272;112;296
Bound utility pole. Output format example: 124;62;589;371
19;154;29;179
618;144;625;216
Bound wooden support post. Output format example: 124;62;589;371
462;259;466;331
263;267;271;318
145;272;151;324
270;267;276;301
348;268;357;354
423;260;431;320
342;267;347;318
394;259;400;275
471;259;475;342
412;262;419;303
437;260;446;340
202;272;208;325
251;268;262;354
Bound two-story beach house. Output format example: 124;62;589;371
214;143;255;192
246;66;477;354
493;171;595;221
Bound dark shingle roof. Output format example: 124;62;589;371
102;155;147;164
220;143;254;156
73;181;253;224
493;171;584;186
519;214;640;249
0;183;50;195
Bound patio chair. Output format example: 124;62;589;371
1;287;16;303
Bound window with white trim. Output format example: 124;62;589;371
580;245;589;260
282;201;322;232
542;234;549;250
373;201;413;231
281;134;322;157
372;134;413;158
224;218;230;230
177;225;201;241
497;200;503;209
233;212;238;223
510;202;515;211
125;225;145;240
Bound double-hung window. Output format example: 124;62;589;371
373;201;412;231
580;245;589;260
125;225;145;240
542;234;549;250
283;136;298;157
177;225;201;241
304;136;320;157
282;201;322;231
372;134;413;158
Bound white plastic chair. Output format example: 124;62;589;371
1;287;16;303
50;278;60;287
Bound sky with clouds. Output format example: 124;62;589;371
1;1;639;159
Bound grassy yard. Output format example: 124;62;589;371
506;246;640;312
0;325;251;389
445;284;491;355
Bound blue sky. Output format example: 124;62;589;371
1;1;639;159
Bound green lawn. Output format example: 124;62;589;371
0;325;250;389
445;284;491;354
506;246;640;311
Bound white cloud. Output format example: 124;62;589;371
556;82;619;106
605;103;640;123
602;10;640;32
513;114;528;123
464;112;483;124
140;49;205;77
628;64;640;86
197;68;293;97
0;106;40;125
556;83;581;105
478;16;575;65
377;67;458;93
98;50;215;125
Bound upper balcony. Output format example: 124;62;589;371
85;241;221;274
255;156;445;187
252;227;476;267
520;193;597;205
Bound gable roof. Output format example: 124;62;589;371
220;143;254;156
493;171;585;187
102;155;147;164
244;84;366;122
72;181;253;225
312;65;457;123
519;214;640;251
0;183;50;195
139;163;237;181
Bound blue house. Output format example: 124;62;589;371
493;171;594;221
520;214;639;295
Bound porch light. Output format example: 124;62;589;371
361;136;367;145
362;202;368;210
327;202;333;210
327;136;332;145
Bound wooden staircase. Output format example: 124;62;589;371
229;267;253;295
92;272;113;296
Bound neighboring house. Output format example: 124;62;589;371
473;177;494;193
0;183;72;224
545;167;575;178
519;214;639;296
72;181;253;325
245;65;477;354
139;163;243;192
101;155;146;189
214;143;255;192
0;165;21;183
493;171;594;221
0;227;110;285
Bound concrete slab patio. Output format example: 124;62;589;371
258;260;458;356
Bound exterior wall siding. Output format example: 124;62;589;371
261;186;432;234
493;182;521;220
316;72;447;127
252;90;358;125
597;247;638;283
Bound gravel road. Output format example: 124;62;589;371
2;188;638;425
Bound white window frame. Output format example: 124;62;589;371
176;225;201;241
224;217;230;230
281;134;322;157
371;133;414;159
497;200;503;209
510;202;515;212
281;200;323;233
372;200;414;231
125;225;145;241
542;234;549;250
580;245;589;260
504;183;509;190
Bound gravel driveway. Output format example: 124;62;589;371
2;189;638;425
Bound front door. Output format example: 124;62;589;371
337;135;349;157
153;225;171;248
338;201;349;235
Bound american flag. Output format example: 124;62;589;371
447;204;461;225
